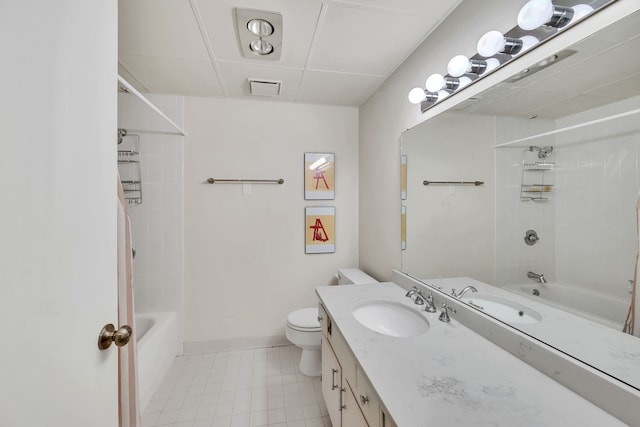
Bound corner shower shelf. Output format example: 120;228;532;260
118;149;143;205
521;161;554;202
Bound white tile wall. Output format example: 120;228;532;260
118;93;185;343
495;97;640;302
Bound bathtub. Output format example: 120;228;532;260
502;282;629;330
136;312;178;412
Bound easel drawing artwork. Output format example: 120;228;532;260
304;153;335;200
305;206;335;254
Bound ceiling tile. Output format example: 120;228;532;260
195;0;323;67
330;0;461;16
217;61;304;102
119;54;223;97
296;70;385;105
307;3;439;76
119;0;209;59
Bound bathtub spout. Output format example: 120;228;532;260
527;271;547;283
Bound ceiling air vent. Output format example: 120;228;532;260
249;79;281;97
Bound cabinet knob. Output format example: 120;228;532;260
360;395;369;405
317;315;323;322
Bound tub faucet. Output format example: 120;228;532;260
527;271;547;283
451;286;478;299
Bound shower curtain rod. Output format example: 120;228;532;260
117;75;187;137
494;107;640;148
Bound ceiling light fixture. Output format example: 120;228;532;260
249;38;274;56
518;0;594;30
235;9;282;61
247;18;274;37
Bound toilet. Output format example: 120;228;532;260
286;268;378;376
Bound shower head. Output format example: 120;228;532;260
538;146;553;158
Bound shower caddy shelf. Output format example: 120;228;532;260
117;131;143;205
520;161;554;203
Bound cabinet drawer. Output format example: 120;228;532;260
356;366;380;424
318;303;331;339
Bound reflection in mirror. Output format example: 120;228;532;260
401;10;640;392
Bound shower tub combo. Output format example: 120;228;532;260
135;311;178;411
503;282;629;331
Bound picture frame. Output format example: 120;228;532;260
401;155;407;200
304;152;335;200
305;206;335;254
401;205;407;250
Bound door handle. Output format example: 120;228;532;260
98;323;132;350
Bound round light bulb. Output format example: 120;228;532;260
572;4;594;21
425;74;445;92
518;0;554;30
519;35;539;53
247;18;274;37
477;31;506;58
408;87;426;104
458;76;472;89
485;57;500;73
436;90;450;101
448;55;470;77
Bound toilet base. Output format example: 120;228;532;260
299;347;321;377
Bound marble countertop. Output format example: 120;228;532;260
316;282;626;427
424;277;640;391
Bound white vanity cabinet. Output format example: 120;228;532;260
319;303;397;427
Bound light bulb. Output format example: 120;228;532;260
448;55;470;77
518;0;554;30
485;58;500;73
408;87;426;104
572;4;593;21
249;38;274;55
477;31;507;57
457;76;472;89
519;35;540;53
425;74;446;92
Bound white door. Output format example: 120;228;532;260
0;1;120;426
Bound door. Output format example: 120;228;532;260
0;1;119;426
321;338;342;426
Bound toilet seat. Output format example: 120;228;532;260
287;308;321;332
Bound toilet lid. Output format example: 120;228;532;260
287;308;320;330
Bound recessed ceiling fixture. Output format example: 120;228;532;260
236;9;282;61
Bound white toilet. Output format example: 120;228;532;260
286;268;378;377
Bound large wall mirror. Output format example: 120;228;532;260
401;8;640;392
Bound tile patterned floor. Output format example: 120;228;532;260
142;345;332;427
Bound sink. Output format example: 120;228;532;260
462;294;542;324
352;300;430;337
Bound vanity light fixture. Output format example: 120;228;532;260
448;55;495;77
518;0;594;30
477;30;539;57
407;88;440;105
425;73;472;92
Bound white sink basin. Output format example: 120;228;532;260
352;300;430;337
462;294;542;324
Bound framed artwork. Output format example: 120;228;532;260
401;155;407;200
304;152;335;200
305;206;335;254
401;205;407;250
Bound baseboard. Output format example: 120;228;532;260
183;335;290;355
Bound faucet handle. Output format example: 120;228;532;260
438;303;456;323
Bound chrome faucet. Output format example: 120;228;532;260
451;285;478;299
405;286;420;299
527;271;547;283
414;291;437;313
438;303;456;323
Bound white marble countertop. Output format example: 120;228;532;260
316;282;627;427
425;277;640;391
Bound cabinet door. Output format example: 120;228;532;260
343;381;369;427
321;338;342;426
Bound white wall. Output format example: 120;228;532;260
359;0;524;280
401;113;496;283
183;97;358;348
117;93;185;352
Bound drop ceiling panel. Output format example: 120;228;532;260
308;3;438;76
119;54;223;97
332;0;461;16
217;61;303;102
195;0;323;67
119;0;209;59
296;70;385;105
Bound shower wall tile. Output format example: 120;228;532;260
118;93;184;351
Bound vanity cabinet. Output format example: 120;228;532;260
319;303;397;427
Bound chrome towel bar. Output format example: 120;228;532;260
423;180;484;186
206;178;284;184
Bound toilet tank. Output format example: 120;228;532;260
336;268;378;285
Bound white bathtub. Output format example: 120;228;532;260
503;282;629;330
136;312;178;412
